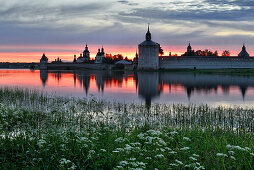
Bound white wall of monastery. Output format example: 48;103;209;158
160;57;254;69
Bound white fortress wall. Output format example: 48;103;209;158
159;57;254;69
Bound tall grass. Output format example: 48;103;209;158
0;87;253;169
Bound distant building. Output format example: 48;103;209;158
138;25;160;70
238;44;250;58
73;55;77;62
77;44;90;63
95;46;105;64
40;53;48;70
52;57;63;63
133;50;139;64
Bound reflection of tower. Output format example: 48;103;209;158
73;71;77;88
54;72;62;84
95;72;105;93
239;85;248;100
186;86;193;100
40;70;48;87
83;75;90;95
76;71;90;95
138;72;160;107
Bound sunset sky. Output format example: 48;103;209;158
1;0;254;62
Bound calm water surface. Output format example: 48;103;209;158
1;69;254;107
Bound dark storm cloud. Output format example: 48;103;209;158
1;0;254;50
0;2;108;23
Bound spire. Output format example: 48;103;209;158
187;41;192;52
242;43;246;51
101;45;104;53
146;23;151;41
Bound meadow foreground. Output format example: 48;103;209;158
0;88;253;169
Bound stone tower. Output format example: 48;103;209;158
40;53;48;70
138;25;160;70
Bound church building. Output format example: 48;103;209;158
77;44;90;63
95;46;105;64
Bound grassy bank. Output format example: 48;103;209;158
0;88;253;169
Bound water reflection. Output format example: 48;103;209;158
1;69;254;106
36;70;254;106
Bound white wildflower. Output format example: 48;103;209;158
88;150;96;159
170;163;178;167
116;148;124;152
228;151;234;155
69;163;77;170
130;162;138;167
147;130;162;136
79;137;89;142
189;157;197;161
145;157;152;160
180;147;190;151
119;161;128;166
216;153;228;157
115;137;125;143
125;144;132;151
59;158;71;165
100;149;106;152
137;161;146;167
155;154;164;159
37;139;46;148
137;133;144;139
169;151;177;154
183;137;191;141
116;166;123;169
129;158;136;161
169;131;178;135
230;156;236;160
245;147;251;151
175;159;183;165
193;154;200;157
196;165;205;170
164;147;172;151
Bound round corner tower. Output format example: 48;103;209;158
138;25;160;70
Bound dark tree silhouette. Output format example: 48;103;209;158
222;50;230;57
159;46;164;56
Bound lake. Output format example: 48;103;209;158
1;69;254;107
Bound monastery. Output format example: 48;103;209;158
40;26;254;70
138;26;254;70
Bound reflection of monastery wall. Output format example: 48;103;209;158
160;57;254;69
160;72;254;87
47;63;113;70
